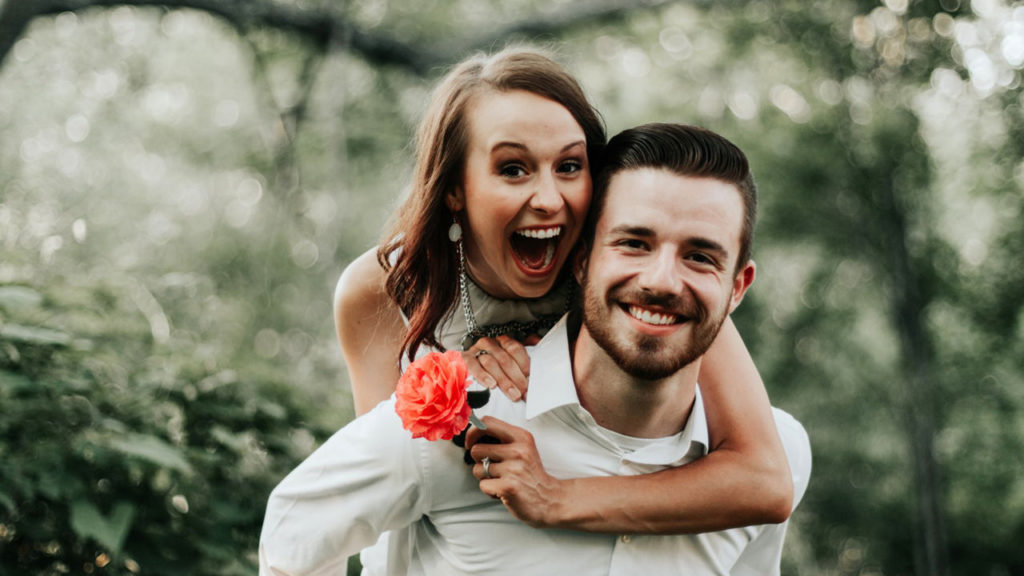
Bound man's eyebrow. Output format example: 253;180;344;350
689;237;728;255
607;225;655;237
607;226;729;254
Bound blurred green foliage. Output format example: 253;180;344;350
0;279;331;574
1;0;1023;574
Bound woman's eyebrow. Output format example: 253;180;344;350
491;140;586;154
492;141;528;153
560;140;586;153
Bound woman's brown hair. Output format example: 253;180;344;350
378;47;606;362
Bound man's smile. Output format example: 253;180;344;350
626;304;680;326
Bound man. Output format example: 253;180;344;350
259;123;811;575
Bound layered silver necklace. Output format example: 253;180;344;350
457;239;573;350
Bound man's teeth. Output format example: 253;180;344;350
515;227;562;239
628;306;678;326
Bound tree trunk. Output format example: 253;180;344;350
880;176;950;576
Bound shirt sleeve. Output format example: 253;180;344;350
730;408;812;576
259;400;430;576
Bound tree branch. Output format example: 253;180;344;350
0;0;39;70
0;0;695;75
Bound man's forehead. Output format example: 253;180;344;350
602;168;742;214
598;168;744;246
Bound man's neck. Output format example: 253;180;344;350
569;319;698;439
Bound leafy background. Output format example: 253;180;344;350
1;0;1022;574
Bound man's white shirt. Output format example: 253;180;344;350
259;317;812;575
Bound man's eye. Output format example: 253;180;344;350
619;239;647;250
688;253;714;265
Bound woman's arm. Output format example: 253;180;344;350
334;248;407;416
695;316;793;520
468;317;793;534
335;249;535;415
554;318;792;532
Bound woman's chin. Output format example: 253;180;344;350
470;255;563;300
507;268;561;300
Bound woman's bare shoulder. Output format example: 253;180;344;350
335;248;389;313
334;247;404;343
334;247;406;414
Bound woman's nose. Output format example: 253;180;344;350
528;173;565;214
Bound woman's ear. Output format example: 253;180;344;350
446;186;465;212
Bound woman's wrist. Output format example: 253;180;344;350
532;478;602;531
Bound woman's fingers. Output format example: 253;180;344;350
495;335;531;378
464;337;530;402
467;419;557;526
521;333;542;346
469;421;524;480
473;455;499;481
473;416;519;444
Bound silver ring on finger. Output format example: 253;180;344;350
474;349;489;359
482;456;492;479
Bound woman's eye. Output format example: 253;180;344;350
557;160;583;174
499;164;527;178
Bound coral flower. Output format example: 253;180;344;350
395;350;471;441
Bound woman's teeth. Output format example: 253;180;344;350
515;227;561;240
512;227;561;270
628;305;678;326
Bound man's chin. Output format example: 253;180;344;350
616;349;694;380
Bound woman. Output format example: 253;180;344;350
335;48;792;538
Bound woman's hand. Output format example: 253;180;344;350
462;335;534;402
466;416;564;528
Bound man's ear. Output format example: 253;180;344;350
445;185;465;212
572;242;589;286
727;260;756;314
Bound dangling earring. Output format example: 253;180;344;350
456;226;483;349
451;214;482;349
448;218;462;243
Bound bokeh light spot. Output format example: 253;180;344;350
290;239;319;269
65;114;91;143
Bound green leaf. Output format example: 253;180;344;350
0;285;43;310
0;491;15;514
35;472;71;501
0;369;34;393
107;434;193;475
69;499;135;555
0;323;71;346
211;425;249;453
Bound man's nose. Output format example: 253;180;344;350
637;249;683;295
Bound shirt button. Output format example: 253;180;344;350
620;535;631;543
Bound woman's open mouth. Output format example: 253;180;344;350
510;226;562;274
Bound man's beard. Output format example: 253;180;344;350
581;278;729;380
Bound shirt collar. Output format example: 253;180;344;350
524;315;709;460
688;385;710;456
523;315;579;420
